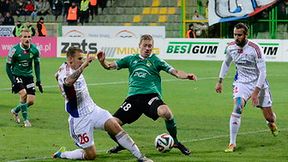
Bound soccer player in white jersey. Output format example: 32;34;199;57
215;23;278;153
53;47;152;162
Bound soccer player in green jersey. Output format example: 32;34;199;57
6;29;43;127
97;34;197;155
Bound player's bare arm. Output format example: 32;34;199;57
65;54;95;86
170;69;197;80
97;51;116;70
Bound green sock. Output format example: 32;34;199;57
13;103;24;113
20;103;29;121
165;118;179;143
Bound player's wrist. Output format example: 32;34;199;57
218;78;223;84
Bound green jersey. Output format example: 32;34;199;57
115;54;173;98
6;43;40;77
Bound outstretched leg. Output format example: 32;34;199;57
158;105;191;155
53;145;96;160
104;118;152;161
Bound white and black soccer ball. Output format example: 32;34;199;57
154;133;174;153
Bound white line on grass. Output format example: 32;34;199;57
0;76;219;91
183;128;288;142
1;74;286;91
8;128;287;162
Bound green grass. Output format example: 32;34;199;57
0;57;287;162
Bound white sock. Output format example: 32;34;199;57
116;131;142;159
61;149;85;159
229;113;241;145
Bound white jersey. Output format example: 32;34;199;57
56;62;95;118
219;40;268;88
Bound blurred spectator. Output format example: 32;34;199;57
37;17;47;36
62;0;70;21
186;23;196;38
1;0;10;16
38;0;51;15
12;21;24;37
192;10;208;37
0;0;3;16
67;2;78;25
3;12;15;25
99;0;108;14
278;0;288;20
15;0;26;16
89;0;98;20
31;0;41;20
0;14;4;24
9;0;18;16
52;0;63;21
24;0;35;16
79;0;89;25
204;1;208;19
24;21;36;36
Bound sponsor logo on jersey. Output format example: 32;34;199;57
146;60;152;67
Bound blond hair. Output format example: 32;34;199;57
139;34;153;44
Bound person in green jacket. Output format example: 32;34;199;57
12;21;25;37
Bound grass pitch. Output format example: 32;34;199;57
0;58;287;162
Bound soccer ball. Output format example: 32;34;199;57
154;133;174;153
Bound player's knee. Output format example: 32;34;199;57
104;118;123;135
27;100;34;106
84;146;97;160
85;152;96;160
233;98;244;114
158;105;172;120
19;89;27;97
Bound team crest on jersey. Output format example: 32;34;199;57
146;61;152;67
133;60;138;64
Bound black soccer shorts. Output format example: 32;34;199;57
113;93;165;124
13;75;36;95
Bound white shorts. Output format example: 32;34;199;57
68;105;113;148
233;82;272;108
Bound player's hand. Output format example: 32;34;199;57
215;83;222;93
251;91;259;107
97;51;105;62
84;53;96;67
36;81;43;93
187;74;197;81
